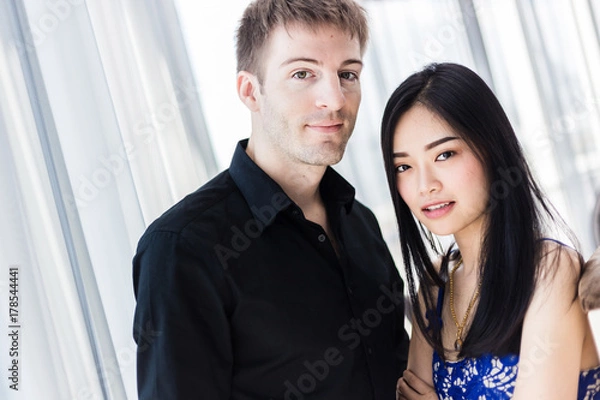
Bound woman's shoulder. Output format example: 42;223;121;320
537;238;582;282
530;238;582;315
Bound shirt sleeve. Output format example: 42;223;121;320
362;205;411;375
384;239;410;375
132;230;233;399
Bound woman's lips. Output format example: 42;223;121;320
421;201;455;218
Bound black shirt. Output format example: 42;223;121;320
133;139;409;400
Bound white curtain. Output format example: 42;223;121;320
0;0;215;399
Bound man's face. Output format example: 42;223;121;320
252;23;363;167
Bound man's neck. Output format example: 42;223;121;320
246;139;327;212
246;138;339;255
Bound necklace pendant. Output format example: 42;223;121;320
454;338;463;352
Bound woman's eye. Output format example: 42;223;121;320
395;165;410;173
292;71;311;79
436;151;454;161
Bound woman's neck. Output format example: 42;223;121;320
453;230;484;276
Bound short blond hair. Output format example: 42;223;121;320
235;0;369;80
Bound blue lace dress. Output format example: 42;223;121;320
430;287;600;399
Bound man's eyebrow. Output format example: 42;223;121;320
341;59;363;68
280;58;363;68
393;136;459;158
281;57;320;67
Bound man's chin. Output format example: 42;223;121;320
307;145;347;166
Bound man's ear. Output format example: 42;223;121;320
237;71;261;112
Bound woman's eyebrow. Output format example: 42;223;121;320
393;136;459;158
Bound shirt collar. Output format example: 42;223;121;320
320;163;356;214
229;139;356;230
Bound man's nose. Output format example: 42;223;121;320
315;75;345;110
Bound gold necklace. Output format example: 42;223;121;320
449;257;481;352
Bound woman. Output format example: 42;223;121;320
380;62;600;399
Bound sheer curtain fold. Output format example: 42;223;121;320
86;0;216;226
514;0;600;253
1;3;107;399
0;0;216;399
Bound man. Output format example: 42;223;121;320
132;0;409;398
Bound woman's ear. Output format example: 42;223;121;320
580;246;600;311
237;71;261;112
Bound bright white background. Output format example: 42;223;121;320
0;1;599;399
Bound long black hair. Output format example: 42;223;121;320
381;63;574;359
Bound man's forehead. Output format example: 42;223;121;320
265;23;361;61
272;22;356;43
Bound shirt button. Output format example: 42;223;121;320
347;286;354;295
367;347;373;355
318;234;326;243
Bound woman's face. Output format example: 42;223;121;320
392;105;490;241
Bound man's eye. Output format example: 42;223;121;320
340;71;358;81
292;71;311;79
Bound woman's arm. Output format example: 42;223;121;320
396;287;437;400
513;243;585;399
396;321;437;400
406;319;435;383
